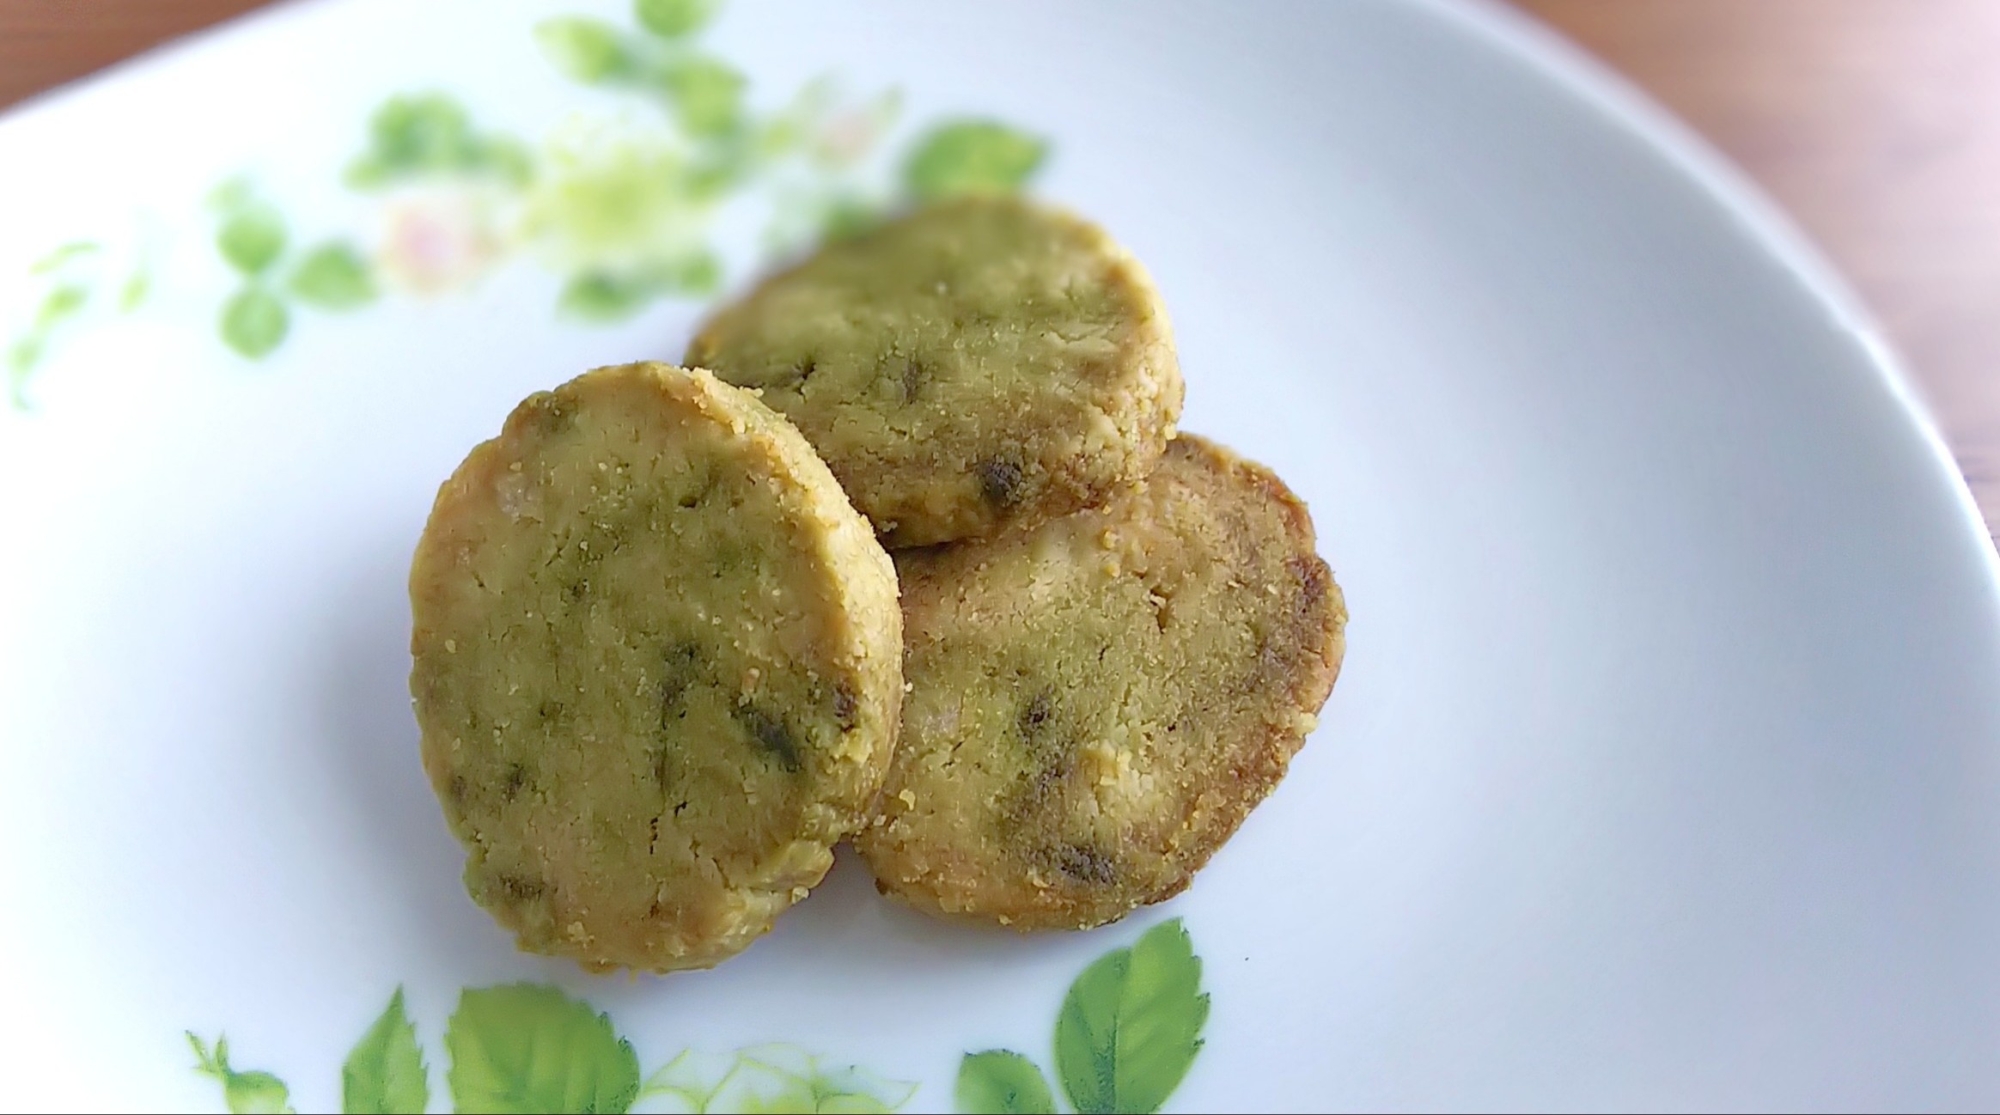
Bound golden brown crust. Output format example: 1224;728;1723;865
856;435;1344;929
685;196;1182;548
410;363;900;972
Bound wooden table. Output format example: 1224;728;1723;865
5;0;1998;539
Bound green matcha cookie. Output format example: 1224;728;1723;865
685;196;1182;548
857;435;1345;930
410;362;902;973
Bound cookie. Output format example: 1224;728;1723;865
685;195;1182;548
856;435;1344;929
409;362;902;973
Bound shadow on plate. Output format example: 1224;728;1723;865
311;531;520;974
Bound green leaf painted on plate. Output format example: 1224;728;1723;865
484;136;536;188
657;250;722;296
35;283;88;329
636;0;718;40
209;176;258;215
676;1045;914;1113
217;205;288;276
659;55;747;138
819;196;882;242
288;242;378;310
559;252;718;322
7;282;91;408
818;1098;899;1113
189;1033;298;1115
901;120;1046;202
347;94;533;188
342;987;429;1115
444;983;640;1114
1053;918;1208;1115
536;18;640;85
683;148;757;204
119;268;151;311
28;240;100;275
8;336;43;409
220;286;289;358
558;272;660;321
352;94;475;179
955;1051;1056;1114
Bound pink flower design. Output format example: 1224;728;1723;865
375;188;502;294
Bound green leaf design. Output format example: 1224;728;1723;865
28;240;100;275
7;336;43;408
659;56;747;138
6;282;91;408
217;205;288;276
220;286;290;359
819;196;882;242
484;137;537;188
657;251;722;296
208;176;258;215
559;253;718;322
288;242;378;310
681;1045;914;1114
119;268;151;311
35;283;88;329
955;1051;1056;1115
684;149;756;204
188;1033;297;1115
342;987;429;1115
536;18;639;85
1053;919;1209;1115
901;120;1047;202
816;1096;898;1114
636;1050;734;1111
636;0;718;39
347;94;533;188
558;272;660;322
444;983;640;1114
351;94;473;179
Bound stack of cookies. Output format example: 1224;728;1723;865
409;196;1347;974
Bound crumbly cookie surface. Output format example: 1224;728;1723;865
857;435;1345;929
685;196;1182;548
410;362;901;972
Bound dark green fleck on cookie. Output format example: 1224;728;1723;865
677;469;720;509
976;458;1024;507
534;396;576;434
899;357;928;403
659;642;701;724
652;744;680;794
1018;690;1054;741
834;682;858;731
501;762;532;802
494;873;546;902
1009;757;1068;819
1054;844;1116;886
739;708;803;772
1291;554;1330;614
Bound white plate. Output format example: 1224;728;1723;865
4;0;1999;1110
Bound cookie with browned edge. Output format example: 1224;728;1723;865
411;362;902;972
686;195;1182;548
857;434;1345;930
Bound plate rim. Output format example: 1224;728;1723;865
1436;0;2000;594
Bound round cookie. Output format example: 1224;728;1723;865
410;362;902;973
685;195;1182;548
856;435;1345;930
